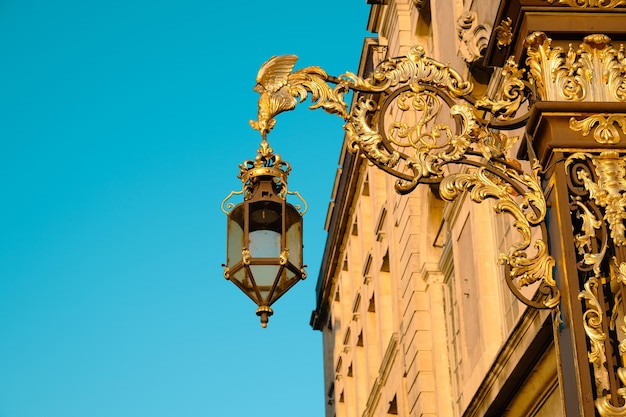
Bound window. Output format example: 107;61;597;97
494;210;522;335
442;238;463;416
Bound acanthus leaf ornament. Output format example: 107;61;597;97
339;45;473;97
475;56;528;121
578;277;611;397
525;32;626;102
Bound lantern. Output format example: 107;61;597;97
222;143;306;328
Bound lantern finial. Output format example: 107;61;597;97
256;306;274;328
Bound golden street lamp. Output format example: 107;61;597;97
222;139;307;328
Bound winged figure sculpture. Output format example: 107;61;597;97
249;55;299;137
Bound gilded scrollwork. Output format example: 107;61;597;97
248;46;557;309
344;98;400;169
249;47;536;188
567;151;626;246
242;32;626;415
596;388;626;417
611;258;626;354
570;114;626;144
578;277;611;397
439;162;559;309
340;45;473;97
567;150;626;415
476;57;527;121
337;47;483;189
579;264;626;417
572;199;606;275
592;258;626;416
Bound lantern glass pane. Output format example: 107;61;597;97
249;230;281;258
270;268;299;304
226;205;245;269
285;205;303;267
249;201;281;232
249;264;281;303
230;268;259;303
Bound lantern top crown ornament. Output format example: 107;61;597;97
237;138;291;201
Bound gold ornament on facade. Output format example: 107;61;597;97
570;114;626;144
567;152;626;246
578;264;626;416
439;162;559;309
545;0;626;7
572;199;605;275
611;258;626;355
344;99;400;169
525;32;626;102
578;277;611;398
592;259;626;416
566;150;626;415
476;57;527;120
494;17;512;49
341;45;473;97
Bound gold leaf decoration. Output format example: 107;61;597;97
494;17;512;49
439;163;558;309
525;32;626;102
567;152;626;246
578;277;611;397
545;0;626;6
475;57;526;120
570;114;626;144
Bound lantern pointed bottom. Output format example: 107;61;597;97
256;305;274;328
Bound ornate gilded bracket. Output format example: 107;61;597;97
248;45;557;309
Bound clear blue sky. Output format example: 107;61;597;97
0;1;371;416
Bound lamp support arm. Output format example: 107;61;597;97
249;45;556;309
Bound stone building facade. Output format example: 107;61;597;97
310;1;626;416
